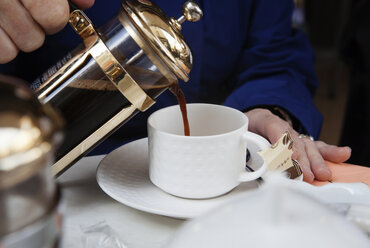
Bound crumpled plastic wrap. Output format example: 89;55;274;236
165;173;370;248
81;221;127;248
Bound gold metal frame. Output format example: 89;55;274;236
49;1;203;176
48;10;158;176
52;104;136;176
68;10;155;111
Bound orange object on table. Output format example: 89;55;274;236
312;161;370;187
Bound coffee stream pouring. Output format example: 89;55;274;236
31;0;203;177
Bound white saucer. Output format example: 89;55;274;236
96;138;261;219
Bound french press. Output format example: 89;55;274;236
31;0;202;176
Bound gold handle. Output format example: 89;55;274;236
69;10;95;40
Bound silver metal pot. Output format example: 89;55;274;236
0;78;63;248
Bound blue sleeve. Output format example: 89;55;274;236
224;0;322;138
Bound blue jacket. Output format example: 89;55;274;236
0;0;322;154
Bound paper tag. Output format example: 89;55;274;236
258;132;302;179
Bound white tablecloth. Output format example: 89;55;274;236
58;155;184;248
57;155;370;248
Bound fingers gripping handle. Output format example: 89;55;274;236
239;132;270;182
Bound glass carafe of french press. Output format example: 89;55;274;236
31;0;202;177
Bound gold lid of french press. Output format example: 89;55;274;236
122;0;203;82
0;80;62;189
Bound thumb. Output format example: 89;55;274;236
70;0;95;10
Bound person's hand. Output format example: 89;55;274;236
0;0;95;64
245;108;352;183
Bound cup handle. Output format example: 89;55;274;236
238;132;270;182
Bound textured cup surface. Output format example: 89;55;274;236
148;103;266;199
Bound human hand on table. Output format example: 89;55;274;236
245;108;352;183
0;0;94;63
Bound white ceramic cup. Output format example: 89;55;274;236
147;103;270;199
